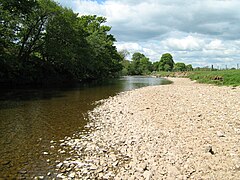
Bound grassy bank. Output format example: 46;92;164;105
153;70;240;86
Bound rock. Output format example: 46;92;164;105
216;131;225;137
59;150;66;154
56;174;66;179
19;170;27;174
143;171;152;180
103;172;114;179
205;145;214;155
112;161;119;167
66;167;72;172
47;172;51;176
69;172;75;178
60;169;67;173
90;164;97;170
56;162;63;169
43;152;49;155
2;160;11;165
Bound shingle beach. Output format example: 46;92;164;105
55;78;240;179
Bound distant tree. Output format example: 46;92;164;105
118;49;130;60
139;57;152;74
126;52;152;75
159;53;175;71
186;64;193;71
129;52;145;75
174;62;186;71
132;52;145;62
152;62;159;71
120;60;131;75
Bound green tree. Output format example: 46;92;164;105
186;64;193;71
118;49;130;60
127;52;152;75
174;62;186;71
139;57;152;74
159;53;175;71
152;62;159;71
0;0;123;85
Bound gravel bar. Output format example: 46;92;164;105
53;78;240;179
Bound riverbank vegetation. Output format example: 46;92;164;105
0;0;122;86
154;70;240;86
188;70;240;86
120;51;193;75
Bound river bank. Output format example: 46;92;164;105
54;78;240;179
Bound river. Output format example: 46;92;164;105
0;76;170;178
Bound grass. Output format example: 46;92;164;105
153;70;240;86
188;70;240;87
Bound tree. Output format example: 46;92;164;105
0;0;123;85
139;57;152;74
159;53;175;71
127;52;152;75
132;52;145;62
118;49;130;61
174;62;186;71
186;64;193;71
152;62;159;71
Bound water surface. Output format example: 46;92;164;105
0;76;170;178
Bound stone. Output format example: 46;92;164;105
60;150;66;154
2;160;11;165
113;161;119;167
205;145;214;155
143;171;152;180
90;164;98;170
19;170;27;174
216;131;225;137
69;172;75;178
56;162;63;169
43;152;49;155
47;172;51;176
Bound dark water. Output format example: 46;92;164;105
0;76;170;178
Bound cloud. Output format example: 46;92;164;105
54;0;240;68
163;36;205;51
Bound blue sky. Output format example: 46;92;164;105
54;0;240;68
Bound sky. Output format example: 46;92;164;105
54;0;240;68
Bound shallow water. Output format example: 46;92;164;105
0;76;170;178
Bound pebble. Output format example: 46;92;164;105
143;171;152;180
52;78;240;179
19;170;27;174
216;131;225;137
56;162;63;169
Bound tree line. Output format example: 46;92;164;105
119;51;193;75
0;0;122;85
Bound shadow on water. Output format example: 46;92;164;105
0;76;171;178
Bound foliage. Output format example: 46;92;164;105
173;62;186;71
186;64;193;71
0;0;122;85
188;70;240;86
159;53;175;71
127;52;152;75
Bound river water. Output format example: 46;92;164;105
0;76;170;178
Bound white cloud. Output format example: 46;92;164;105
163;36;204;51
54;0;240;68
205;39;224;50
